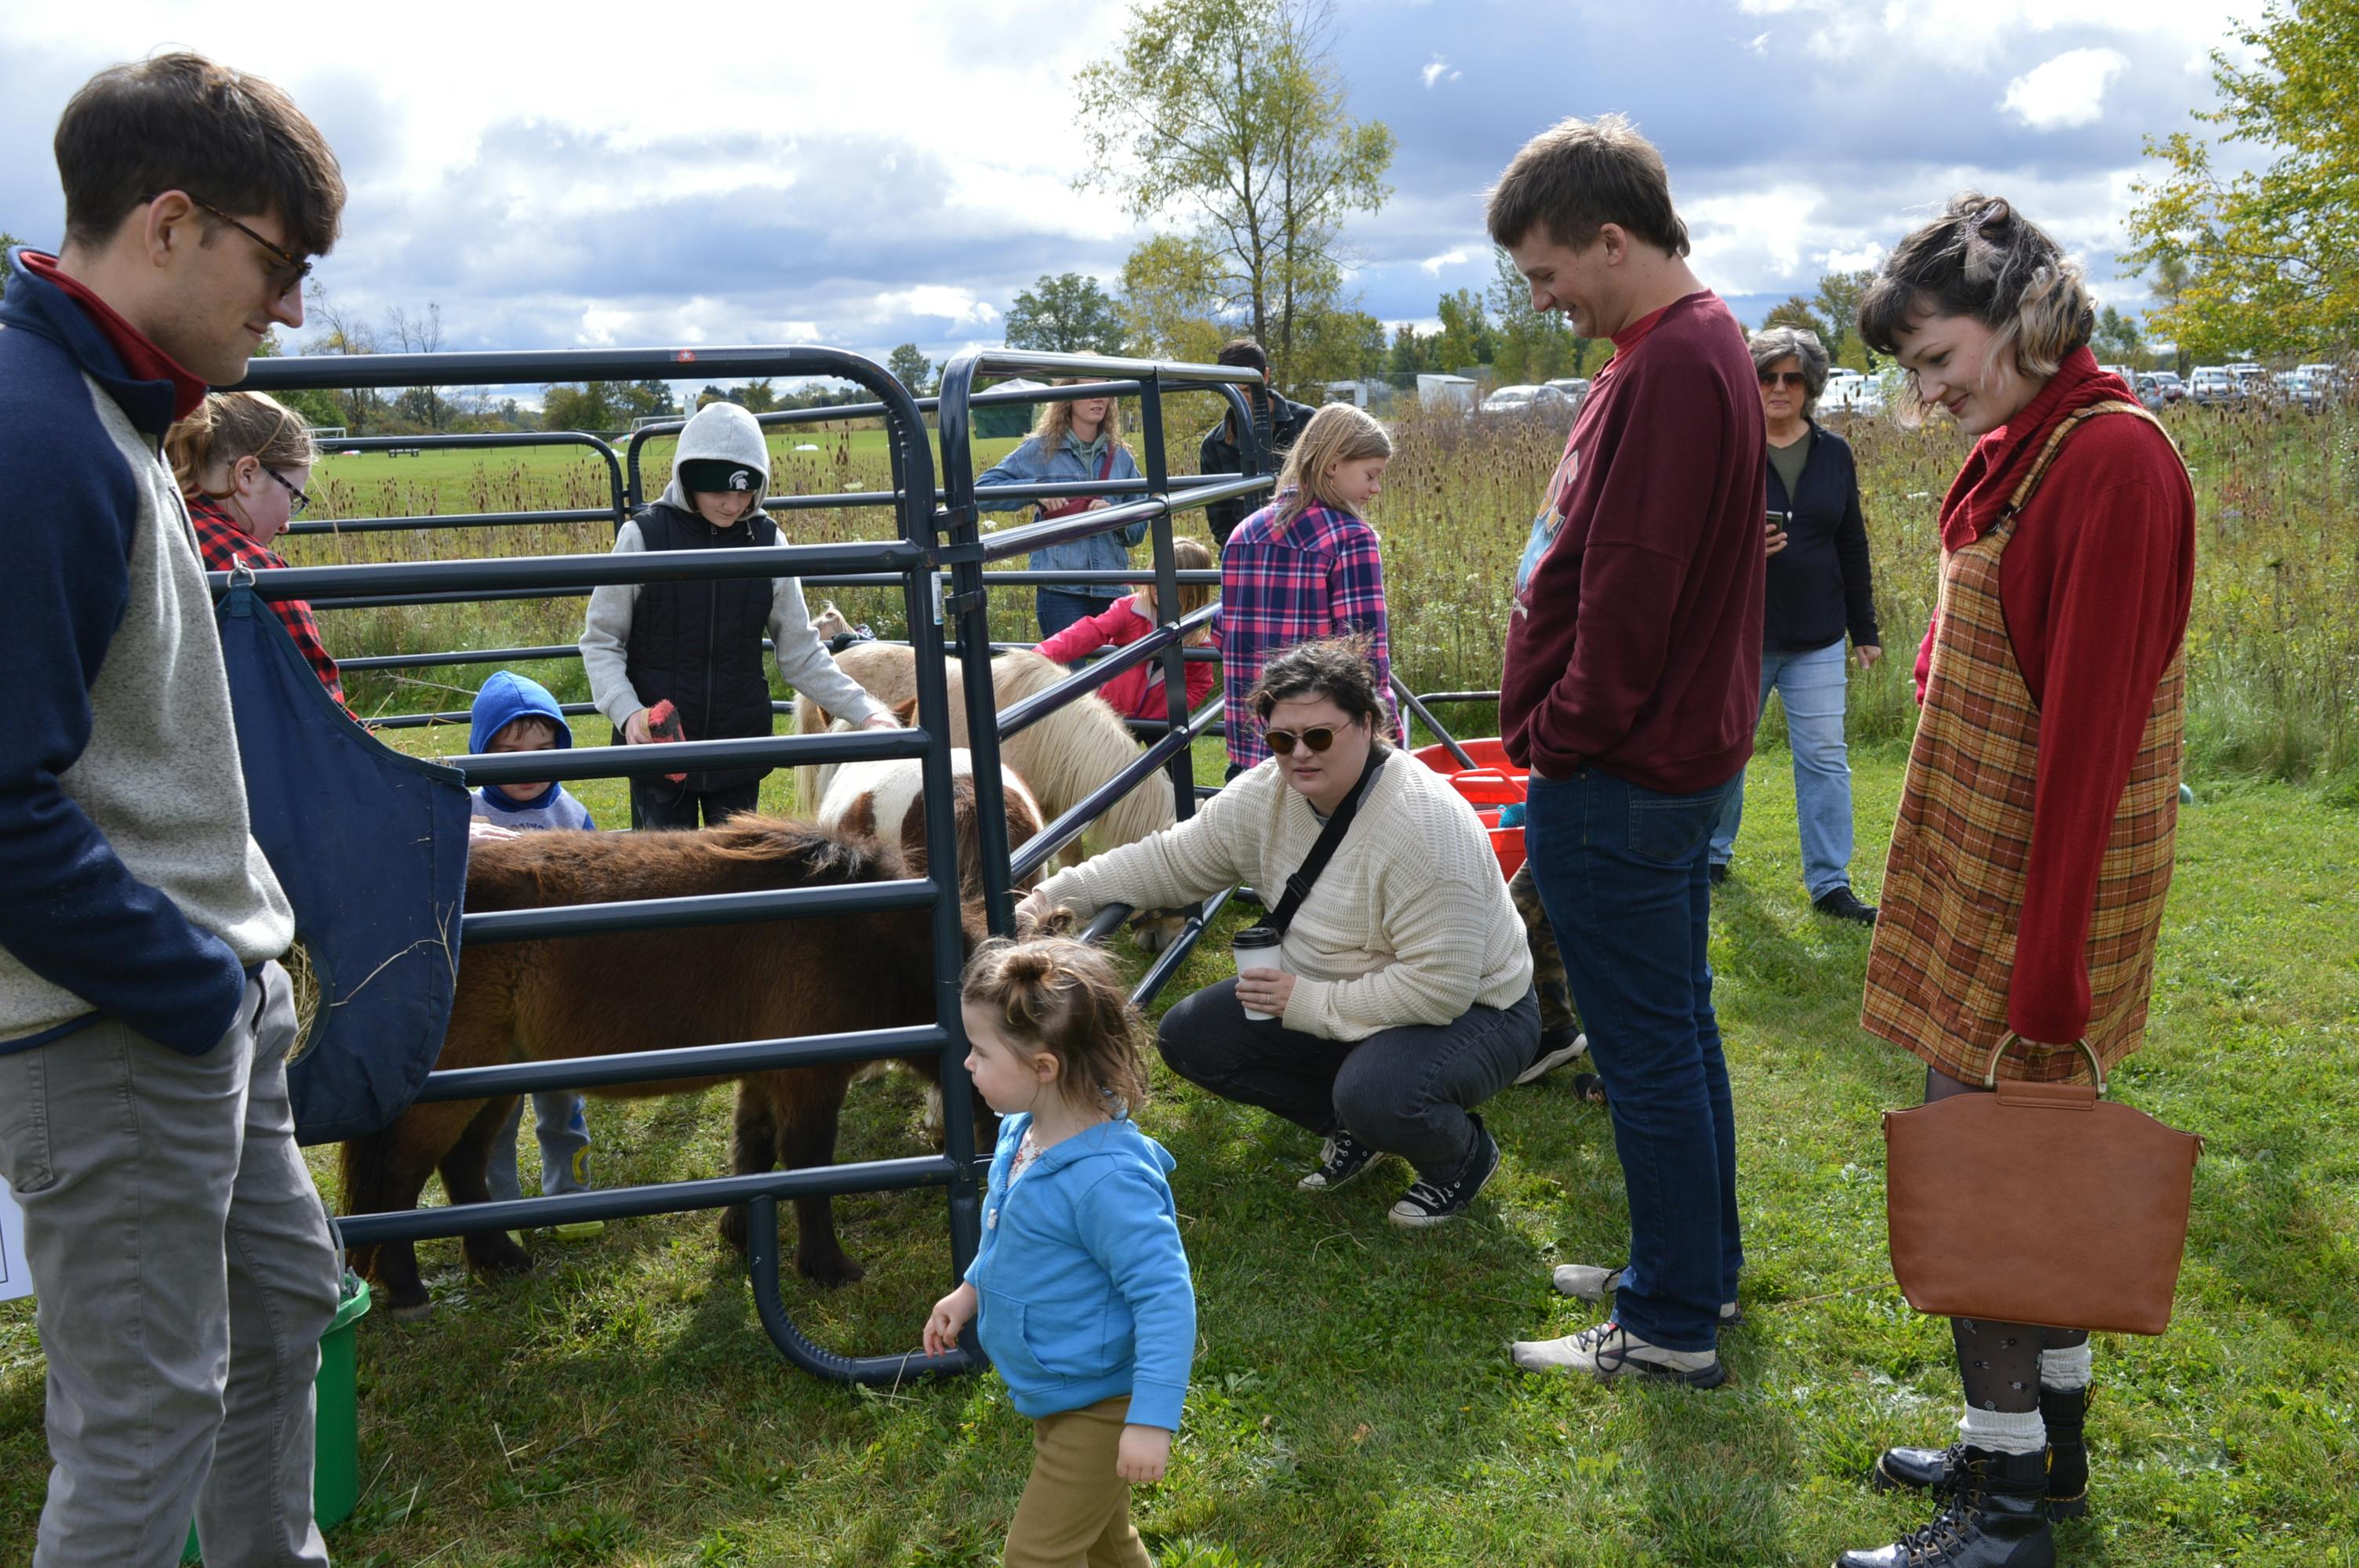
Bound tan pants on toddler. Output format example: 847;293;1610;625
1003;1394;1154;1568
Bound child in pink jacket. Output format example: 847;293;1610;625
1035;535;1221;721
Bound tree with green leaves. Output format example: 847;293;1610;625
2123;0;2358;359
1074;0;1393;383
300;282;386;434
1118;236;1233;365
1003;273;1127;357
885;343;936;395
1762;295;1834;347
542;383;627;432
2093;305;2147;366
1488;247;1594;385
0;232;22;299
739;379;779;415
1388;322;1433;376
1812;269;1878;368
1431;289;1496;375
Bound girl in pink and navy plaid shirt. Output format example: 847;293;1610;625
1214;404;1402;771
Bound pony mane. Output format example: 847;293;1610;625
700;813;906;885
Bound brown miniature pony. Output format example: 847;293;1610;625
338;817;988;1319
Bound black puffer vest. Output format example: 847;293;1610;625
618;502;779;792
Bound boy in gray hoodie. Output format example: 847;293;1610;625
580;401;896;828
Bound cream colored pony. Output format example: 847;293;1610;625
794;643;1190;949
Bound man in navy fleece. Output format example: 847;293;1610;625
0;55;347;1567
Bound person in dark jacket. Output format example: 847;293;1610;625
1198;338;1317;546
580;401;896;829
1707;326;1883;922
1;53;344;1567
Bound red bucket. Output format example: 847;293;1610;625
1411;740;1527;880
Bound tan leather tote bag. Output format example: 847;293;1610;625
1885;1036;2202;1334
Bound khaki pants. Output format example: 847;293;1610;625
1003;1395;1153;1568
0;964;338;1568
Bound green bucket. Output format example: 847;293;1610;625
184;1271;372;1563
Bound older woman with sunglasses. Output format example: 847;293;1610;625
166;389;350;713
1705;326;1883;920
1018;637;1540;1226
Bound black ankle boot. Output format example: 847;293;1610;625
1872;1439;1964;1497
1874;1395;2089;1522
2039;1385;2089;1520
1835;1446;2054;1568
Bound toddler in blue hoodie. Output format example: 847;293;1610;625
467;672;598;1210
925;938;1195;1568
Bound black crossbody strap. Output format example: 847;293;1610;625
1267;748;1390;938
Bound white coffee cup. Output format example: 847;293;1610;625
1232;926;1285;1021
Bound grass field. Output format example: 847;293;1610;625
3;735;2354;1566
2;394;2354;1562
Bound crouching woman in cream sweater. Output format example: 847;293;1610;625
1018;637;1539;1227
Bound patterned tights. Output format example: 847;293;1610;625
1925;1066;2091;1414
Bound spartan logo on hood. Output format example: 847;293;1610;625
729;469;753;491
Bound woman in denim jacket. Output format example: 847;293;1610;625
976;380;1148;636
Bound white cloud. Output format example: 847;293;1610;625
866;286;1002;328
1747;31;1772;54
1419;246;1474;274
1419;56;1461;89
2001;47;2131;130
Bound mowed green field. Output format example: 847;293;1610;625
307;425;1034;523
3;734;2354;1566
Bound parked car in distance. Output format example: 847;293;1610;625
2132;373;2170;412
1480;383;1572;416
2187;366;2241;405
1817;375;1888;418
2270;369;2328;412
2146;369;2186;403
2099;363;2139;385
1543;377;1590;409
2226;361;2268;395
2295;363;2345;399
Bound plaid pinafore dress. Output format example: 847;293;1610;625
1862;401;2185;1084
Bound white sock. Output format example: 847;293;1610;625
2039;1343;2093;1391
1957;1403;2046;1457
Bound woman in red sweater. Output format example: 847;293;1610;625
1837;196;2194;1568
1034;534;1222;722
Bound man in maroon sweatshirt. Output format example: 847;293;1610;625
1488;116;1765;1390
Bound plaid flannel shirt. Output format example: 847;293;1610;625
187;497;351;713
1214;492;1400;767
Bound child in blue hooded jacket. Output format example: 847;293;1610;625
467;671;598;1209
925;938;1195;1568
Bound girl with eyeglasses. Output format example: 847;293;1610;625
166;390;350;713
1018;636;1541;1227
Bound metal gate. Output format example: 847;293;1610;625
228;343;1271;1381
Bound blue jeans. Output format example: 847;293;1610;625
487;1093;592;1203
1710;638;1857;898
1522;766;1744;1352
1035;588;1113;638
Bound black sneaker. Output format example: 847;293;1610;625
1709;862;1729;886
1813;886;1878;924
1297;1128;1384;1192
1387;1119;1500;1227
1515;1029;1590;1087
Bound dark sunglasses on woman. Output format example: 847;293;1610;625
1758;370;1808;390
1263;723;1349;756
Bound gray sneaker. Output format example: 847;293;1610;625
1550;1263;1743;1327
1510;1319;1727;1388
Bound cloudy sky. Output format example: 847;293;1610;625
0;0;2255;385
